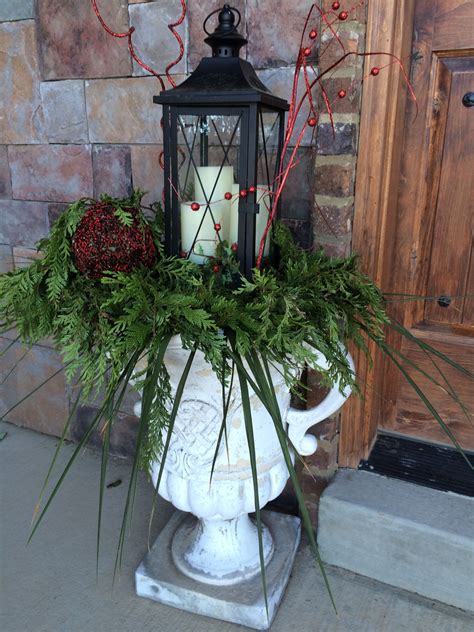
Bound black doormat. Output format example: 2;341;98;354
358;433;474;497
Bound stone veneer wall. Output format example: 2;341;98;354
0;0;366;518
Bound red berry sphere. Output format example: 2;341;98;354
339;11;348;20
371;67;380;76
190;202;201;211
72;202;156;279
332;1;340;9
308;116;318;127
338;89;347;98
309;29;317;40
224;191;233;200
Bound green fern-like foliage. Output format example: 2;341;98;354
3;190;471;600
0;192;387;465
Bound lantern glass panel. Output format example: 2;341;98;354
255;109;283;257
176;111;243;263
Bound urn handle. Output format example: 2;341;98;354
286;349;355;456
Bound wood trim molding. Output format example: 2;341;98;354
338;0;416;467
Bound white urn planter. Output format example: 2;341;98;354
135;335;354;629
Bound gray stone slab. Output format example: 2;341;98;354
318;469;474;611
136;510;301;630
40;80;88;143
0;0;34;22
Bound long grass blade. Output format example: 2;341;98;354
376;339;473;470
114;336;172;577
234;346;269;620
380;338;472;421
0;334;21;358
31;386;84;527
2;364;70;420
389;320;474;379
250;351;337;612
147;346;196;549
209;360;235;488
1;347;30;385
29;352;141;544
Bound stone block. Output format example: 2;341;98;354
36;0;132;80
47;203;69;226
313;236;351;258
317;77;362;115
129;1;186;77
314;158;355;196
12;246;42;269
0;338;70;439
92;145;132;198
281;218;312;250
0;200;49;247
317;122;358;155
0;243;13;272
320;28;365;70
0;0;34;22
314;200;353;238
187;0;246;71
9;145;93;202
40;80;88;143
86;77;171;144
72;405;139;458
320;1;367;24
0;21;45;144
0;146;12;198
131;145;164;206
319;470;474;611
247;0;311;69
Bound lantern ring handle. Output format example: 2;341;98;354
203;6;242;37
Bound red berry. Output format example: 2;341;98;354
303;47;312;57
180;250;187;258
338;89;347;98
339;11;348;20
309;29;317;40
224;191;232;200
214;223;221;232
332;1;340;10
248;185;257;193
239;189;248;198
71;202;156;279
308;116;318;127
190;202;200;211
231;242;238;252
213;264;220;273
371;67;380;76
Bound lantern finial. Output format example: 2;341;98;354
203;5;247;58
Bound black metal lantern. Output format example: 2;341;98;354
154;4;289;278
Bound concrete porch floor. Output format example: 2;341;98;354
1;420;472;632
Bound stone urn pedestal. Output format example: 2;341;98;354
135;336;353;629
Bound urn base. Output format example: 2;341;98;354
135;509;301;631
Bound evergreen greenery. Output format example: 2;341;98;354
1;191;471;609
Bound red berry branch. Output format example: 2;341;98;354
90;0;187;89
255;1;417;267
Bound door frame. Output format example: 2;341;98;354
339;0;417;467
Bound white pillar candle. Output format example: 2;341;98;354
229;185;272;256
228;183;241;246
181;201;228;264
194;166;233;240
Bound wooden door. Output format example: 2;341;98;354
381;0;474;449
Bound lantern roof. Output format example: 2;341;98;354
154;4;288;110
154;58;289;110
